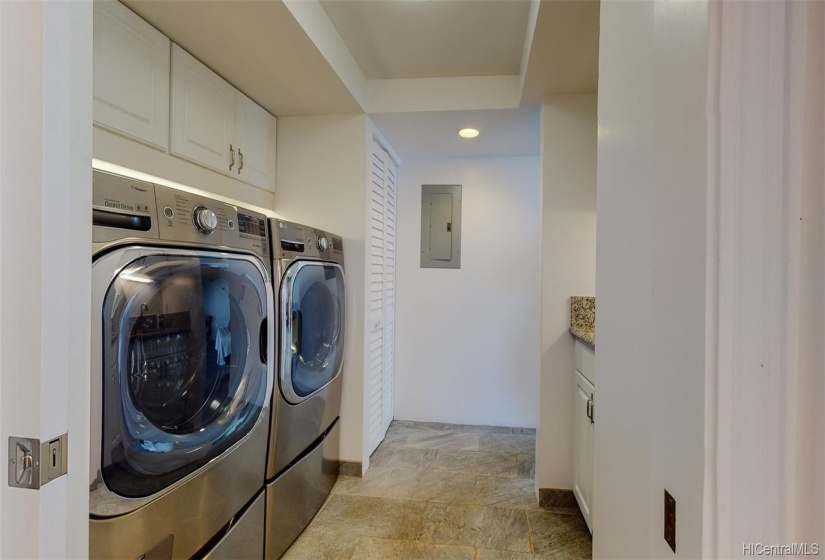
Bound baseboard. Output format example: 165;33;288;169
538;488;579;511
339;460;363;478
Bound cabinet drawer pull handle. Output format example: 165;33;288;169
229;144;235;171
238;148;244;173
588;394;595;424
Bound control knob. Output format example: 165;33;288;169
193;205;218;234
318;236;329;251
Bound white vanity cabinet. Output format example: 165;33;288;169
170;45;277;192
573;340;595;533
93;0;170;150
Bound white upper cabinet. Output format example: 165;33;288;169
233;91;277;191
95;6;277;193
170;44;236;174
170;45;276;192
93;1;170;150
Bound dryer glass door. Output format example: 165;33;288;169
101;252;269;498
280;261;345;404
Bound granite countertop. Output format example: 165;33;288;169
569;296;595;350
569;325;595;350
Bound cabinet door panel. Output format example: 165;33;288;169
170;44;234;173
93;1;170;149
234;92;276;192
573;370;594;533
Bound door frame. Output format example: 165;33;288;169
0;1;93;557
704;1;824;554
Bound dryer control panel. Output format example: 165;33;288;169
270;218;344;267
92;170;270;262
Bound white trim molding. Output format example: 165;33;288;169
706;1;825;556
0;1;93;557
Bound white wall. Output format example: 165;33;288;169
535;95;596;493
394;157;541;427
275;115;368;465
0;1;92;557
593;1;708;559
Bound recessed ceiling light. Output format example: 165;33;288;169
458;128;480;139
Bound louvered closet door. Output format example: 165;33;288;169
382;158;397;430
367;142;386;454
366;141;397;456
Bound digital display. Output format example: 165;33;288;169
237;213;266;237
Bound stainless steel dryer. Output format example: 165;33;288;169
265;219;345;559
90;170;273;560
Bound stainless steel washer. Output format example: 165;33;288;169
89;170;273;559
265;219;345;559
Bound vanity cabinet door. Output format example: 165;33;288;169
573;369;594;533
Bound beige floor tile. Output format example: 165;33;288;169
389;420;448;433
381;430;411;446
281;529;361;560
418;503;531;553
351;537;475;560
476;476;541;510
479;434;536;455
434;449;519;477
440;423;520;435
310;494;426;540
369;445;438;469
333;466;479;504
516;454;535;479
527;510;592;558
475;549;558;560
513;428;537;436
283;421;588;559
404;429;481;451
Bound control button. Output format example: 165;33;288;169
318;236;329;251
163;206;174;219
193;205;218;234
307;237;313;246
228;219;235;230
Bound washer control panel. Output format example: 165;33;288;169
193;205;218;234
92;170;270;262
154;185;269;260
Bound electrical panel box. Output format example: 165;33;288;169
420;185;461;269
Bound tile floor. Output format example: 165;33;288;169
282;420;592;559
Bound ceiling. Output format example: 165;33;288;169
520;0;600;104
119;0;599;158
319;0;531;80
121;0;363;116
371;107;540;159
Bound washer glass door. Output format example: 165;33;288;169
280;261;345;404
101;252;269;498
